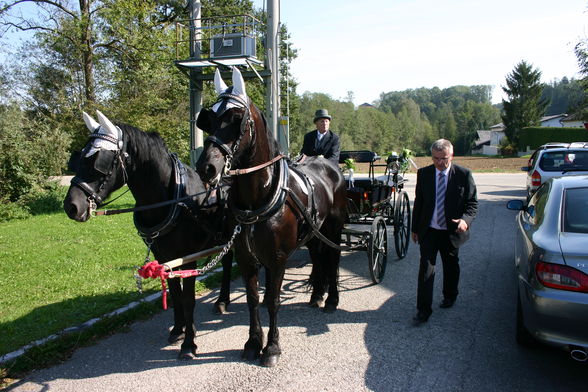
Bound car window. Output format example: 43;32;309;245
528;150;539;168
540;150;588;171
570;151;588;169
527;181;550;224
563;187;588;234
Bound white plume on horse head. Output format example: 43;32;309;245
212;67;249;114
231;67;246;98
82;111;100;133
214;68;229;95
83;110;121;157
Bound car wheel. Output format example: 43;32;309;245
516;291;536;347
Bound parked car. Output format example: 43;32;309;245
507;175;588;361
521;142;588;199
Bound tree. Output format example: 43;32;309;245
541;77;586;115
501;61;548;149
574;36;588;116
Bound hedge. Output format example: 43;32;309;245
518;127;588;150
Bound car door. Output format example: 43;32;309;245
516;182;551;281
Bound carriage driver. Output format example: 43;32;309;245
300;109;341;164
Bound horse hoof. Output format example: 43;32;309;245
168;332;185;345
242;349;260;362
309;298;324;308
214;302;228;314
323;304;337;313
178;347;197;360
261;354;280;367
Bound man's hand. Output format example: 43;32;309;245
452;219;468;233
411;232;419;243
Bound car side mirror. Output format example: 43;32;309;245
506;199;525;211
520;166;530;172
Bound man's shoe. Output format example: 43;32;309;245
412;310;431;325
439;298;455;308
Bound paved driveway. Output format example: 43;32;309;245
8;174;588;391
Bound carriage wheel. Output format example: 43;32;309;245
393;191;411;259
367;216;388;284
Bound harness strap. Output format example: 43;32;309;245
134;153;186;240
229;158;289;224
228;154;285;176
287;188;353;252
89;132;118;146
204;135;233;157
70;177;103;204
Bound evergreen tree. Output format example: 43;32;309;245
501;61;548;149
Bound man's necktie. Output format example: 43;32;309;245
436;172;446;227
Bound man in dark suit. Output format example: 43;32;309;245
411;139;478;324
300;109;340;164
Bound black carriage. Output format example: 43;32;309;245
339;150;412;284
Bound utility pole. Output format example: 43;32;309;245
265;0;281;151
189;0;203;167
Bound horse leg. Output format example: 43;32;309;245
167;278;185;344
307;240;326;308
178;275;197;360
261;266;285;367
214;251;233;314
240;262;264;361
323;242;341;313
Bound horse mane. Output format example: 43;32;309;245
117;122;172;170
252;102;280;158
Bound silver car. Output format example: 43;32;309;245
507;175;588;361
521;142;588;199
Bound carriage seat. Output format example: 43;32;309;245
339;150;380;164
352;178;382;189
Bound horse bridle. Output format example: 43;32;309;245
70;130;129;210
204;92;255;177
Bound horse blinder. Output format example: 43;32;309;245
68;150;82;173
94;150;118;175
197;108;214;134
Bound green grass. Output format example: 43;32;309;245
0;187;236;364
0;188;161;355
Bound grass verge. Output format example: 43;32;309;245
0;187;238;386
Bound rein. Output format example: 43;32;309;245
93;185;226;216
227;154;285;176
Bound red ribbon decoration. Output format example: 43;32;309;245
137;261;201;309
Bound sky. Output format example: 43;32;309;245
253;0;588;105
1;0;586;107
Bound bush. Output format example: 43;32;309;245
500;144;517;156
0;200;31;222
0;104;71;203
21;183;67;215
0;184;66;222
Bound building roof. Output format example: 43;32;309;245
540;114;567;123
561;111;587;122
474;130;491;147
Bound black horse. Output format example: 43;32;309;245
196;68;347;367
63;111;234;359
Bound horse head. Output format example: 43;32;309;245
63;111;129;222
196;67;269;184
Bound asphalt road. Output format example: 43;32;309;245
8;173;588;391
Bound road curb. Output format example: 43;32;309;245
0;266;224;365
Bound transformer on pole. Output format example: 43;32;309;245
175;0;284;167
